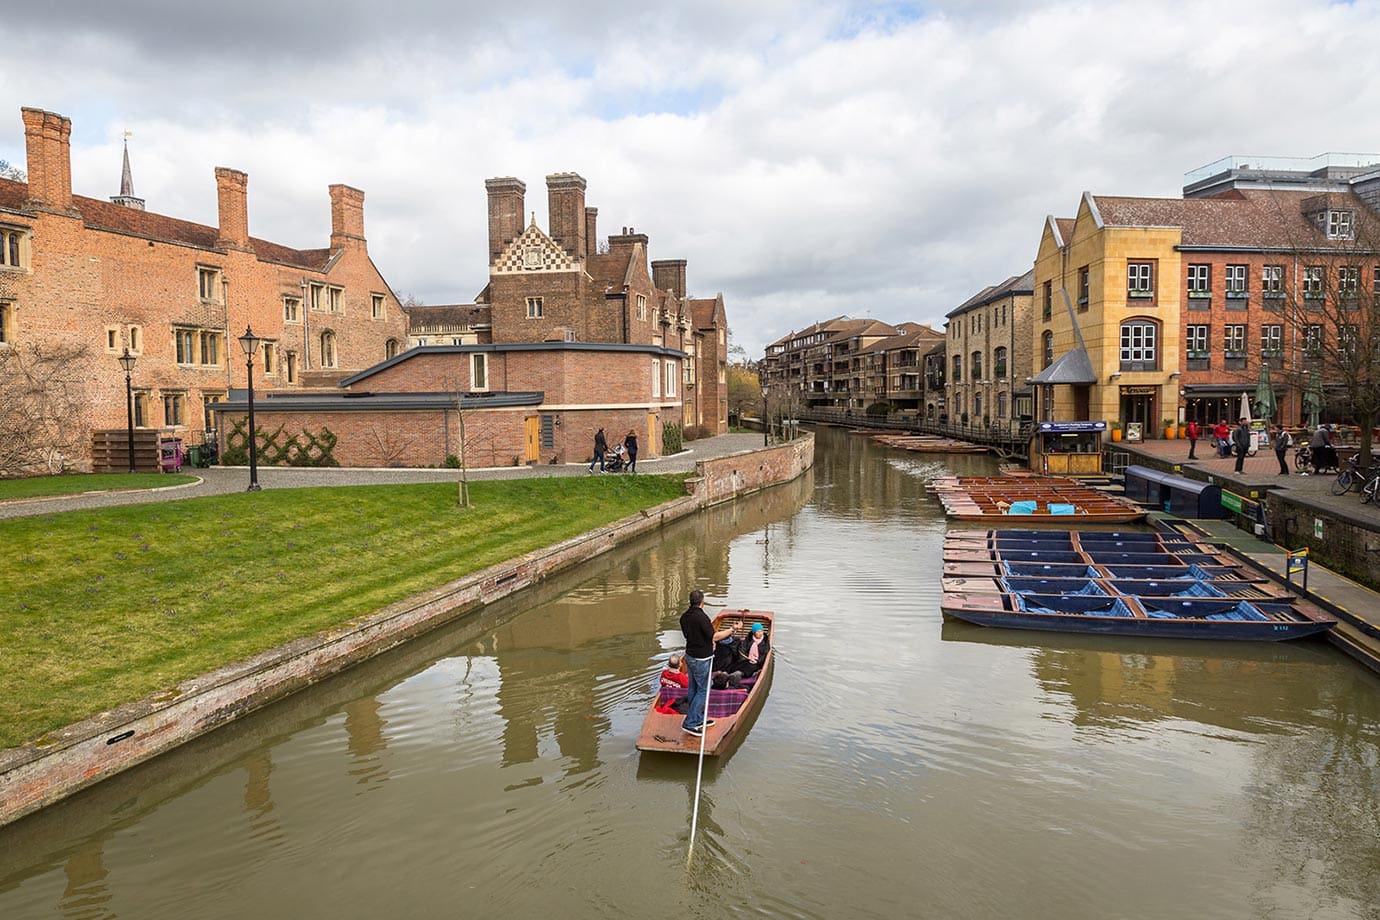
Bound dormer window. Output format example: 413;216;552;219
1327;209;1355;240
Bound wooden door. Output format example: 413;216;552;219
647;412;658;456
524;416;540;464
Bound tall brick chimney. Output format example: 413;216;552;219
546;172;587;261
652;259;687;298
485;177;526;264
214;167;251;250
329;184;366;250
585;207;599;256
21;107;74;213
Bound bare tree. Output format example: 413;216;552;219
0;159;24;181
0;342;91;475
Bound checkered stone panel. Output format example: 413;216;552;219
493;225;578;274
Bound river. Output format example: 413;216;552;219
2;426;1378;919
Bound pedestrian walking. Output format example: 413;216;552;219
1186;419;1199;460
1272;424;1291;475
1214;420;1230;458
588;427;607;473
1232;417;1251;474
624;429;638;473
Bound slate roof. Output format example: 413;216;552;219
1029;346;1097;385
946;270;1035;318
402;303;492;329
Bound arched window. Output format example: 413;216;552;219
384;338;399;360
994;346;1008;379
320;331;337;368
1042;331;1053;369
1119;319;1159;371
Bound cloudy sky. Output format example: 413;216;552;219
5;0;1380;357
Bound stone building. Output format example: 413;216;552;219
942;271;1034;427
214;172;729;466
0;106;408;470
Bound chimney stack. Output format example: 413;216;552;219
546;172;587;261
21;107;74;213
652;260;688;298
485;177;526;264
584;207;599;256
329;184;366;250
214;167;251;250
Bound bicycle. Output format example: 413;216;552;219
1362;470;1380;504
1330;454;1364;494
1294;444;1312;474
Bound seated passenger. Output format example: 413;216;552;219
735;622;770;678
712;634;741;674
660;652;689;689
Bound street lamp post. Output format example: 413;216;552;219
761;382;769;447
118;348;138;473
238;326;262;492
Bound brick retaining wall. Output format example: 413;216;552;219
0;435;813;826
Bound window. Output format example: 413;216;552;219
202;392;225;429
526;296;543;319
1042;281;1052;321
1303;266;1324;300
284;297;301;323
1262;265;1284;299
952;354;963;379
471;353;488;391
320;331;336;368
308;283;325;311
1340;324;1359;356
971;351;982;380
637;294;647;321
1304;324;1322;356
994;346;1007;379
133;391;149;427
371;294;384;320
973;393;983;420
1187;264;1210;297
199;331;221;366
328;287;343;314
997;391;1007;419
385;339;399;360
1077;266;1089;306
1224;324;1246;356
1375;266;1380;295
1127;262;1154;298
162;392;184;427
665;359;677;397
651;358;661;398
1340;266;1360;298
176;329;196;364
1327;209;1355;240
285;351;298;384
128;325;142;354
1261;324;1282;356
197;267;223;303
0;301;11;345
1225;264;1247;298
1186;324;1209;356
1119;320;1158;370
1042;331;1053;369
262;342;276;375
0;227;29;269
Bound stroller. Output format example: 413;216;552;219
603;445;627;473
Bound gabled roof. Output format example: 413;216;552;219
492;218;580;275
686;294;726;331
947;270;1035;318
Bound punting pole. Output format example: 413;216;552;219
685;659;713;868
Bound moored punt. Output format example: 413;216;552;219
928;476;1146;523
872;434;991;453
636;609;775;757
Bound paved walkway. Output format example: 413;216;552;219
0;433;768;521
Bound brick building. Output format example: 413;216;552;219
1033;155;1380;436
0;106;408;470
943;271;1033;427
213;172;729;466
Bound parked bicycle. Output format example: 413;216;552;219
1331;454;1380;496
1362;469;1380;504
1294;444;1313;473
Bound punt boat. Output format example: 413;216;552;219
928;476;1146;523
636;609;774;756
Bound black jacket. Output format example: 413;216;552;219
1232;424;1251;453
625;434;638;455
594;430;607;452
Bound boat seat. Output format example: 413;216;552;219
657;686;750;718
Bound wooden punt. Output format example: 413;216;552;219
636;609;774;757
928;476;1146;523
872;434;991;454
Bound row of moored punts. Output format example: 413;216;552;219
929;476;1147;523
942;529;1335;641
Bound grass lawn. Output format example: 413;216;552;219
0;474;688;749
0;473;199;501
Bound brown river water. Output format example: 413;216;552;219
2;426;1379;919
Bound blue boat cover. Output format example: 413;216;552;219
1003;562;1102;578
1139;598;1270;621
1007;500;1038;515
1013;593;1133;617
1000;577;1107;596
1048;503;1076;515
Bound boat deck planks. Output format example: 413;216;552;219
928;475;1147;522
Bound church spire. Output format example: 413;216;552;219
110;132;145;211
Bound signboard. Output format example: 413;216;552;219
1123;386;1157;395
1286;547;1309;591
1125;422;1143;443
1037;420;1107;433
1221;491;1243;513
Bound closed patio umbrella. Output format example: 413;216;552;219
1303;368;1324;429
1239;391;1251;422
1254;363;1276;422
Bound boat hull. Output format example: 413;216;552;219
940;603;1334;641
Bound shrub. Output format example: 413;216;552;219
444;454;461;468
865;402;892;417
662;421;683;454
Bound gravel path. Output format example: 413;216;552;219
0;433;767;520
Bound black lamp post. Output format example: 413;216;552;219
761;381;770;447
238;326;262;492
118;348;138;473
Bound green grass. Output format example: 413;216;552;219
0;474;688;749
0;473;198;501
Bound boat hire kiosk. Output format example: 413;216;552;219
1032;420;1106;475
